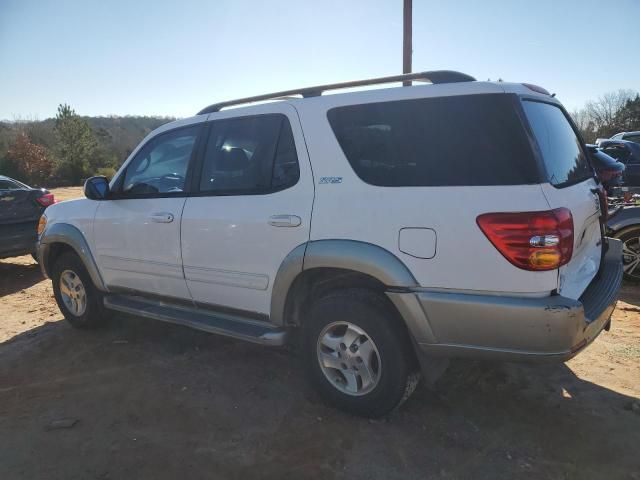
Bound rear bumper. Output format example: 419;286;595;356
389;238;623;362
0;221;38;259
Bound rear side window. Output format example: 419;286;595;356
522;101;592;187
327;94;539;187
199;114;299;194
0;179;20;190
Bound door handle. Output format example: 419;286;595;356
149;212;174;223
268;214;302;227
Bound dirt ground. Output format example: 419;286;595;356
1;187;639;479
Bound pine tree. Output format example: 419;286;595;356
54;104;97;185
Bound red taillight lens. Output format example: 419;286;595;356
597;169;622;182
476;208;573;271
595;188;609;221
35;193;55;207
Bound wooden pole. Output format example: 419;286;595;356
403;0;412;86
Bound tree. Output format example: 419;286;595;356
614;94;640;132
54;103;97;185
6;131;53;185
584;89;636;139
570;89;640;143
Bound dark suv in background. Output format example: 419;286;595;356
0;175;55;260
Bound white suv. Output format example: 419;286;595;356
37;71;623;417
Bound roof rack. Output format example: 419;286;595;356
197;70;475;114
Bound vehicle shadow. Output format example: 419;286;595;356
0;258;43;298
1;314;639;479
618;282;640;308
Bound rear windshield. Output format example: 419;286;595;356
522;100;592;187
327;94;540;187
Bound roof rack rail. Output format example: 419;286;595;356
197;70;475;114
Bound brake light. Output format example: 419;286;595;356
595;188;609;221
35;193;55;207
476;208;573;271
597;169;622;182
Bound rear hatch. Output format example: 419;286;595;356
522;99;602;300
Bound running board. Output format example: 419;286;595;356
103;295;287;346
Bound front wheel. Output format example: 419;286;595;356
302;289;419;417
51;251;109;328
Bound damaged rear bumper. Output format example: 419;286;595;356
389;239;623;363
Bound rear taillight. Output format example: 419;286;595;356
35;193;55;207
597;169;622;182
595;188;609;221
476;208;573;271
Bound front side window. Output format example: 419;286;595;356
327;94;539;187
522;101;592;187
199;114;299;194
122;125;200;195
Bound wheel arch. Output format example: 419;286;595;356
270;239;419;327
39;223;108;292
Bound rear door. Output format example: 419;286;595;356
180;105;314;316
522;100;602;300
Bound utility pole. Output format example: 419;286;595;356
402;0;412;86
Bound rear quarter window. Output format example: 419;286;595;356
327;94;540;187
522;100;592;187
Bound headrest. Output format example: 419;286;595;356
217;147;249;171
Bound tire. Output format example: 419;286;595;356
302;288;419;417
615;226;640;282
51;251;109;328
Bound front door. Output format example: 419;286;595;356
94;122;203;299
180;105;314;316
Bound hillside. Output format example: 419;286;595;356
0;115;175;185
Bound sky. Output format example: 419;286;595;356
1;0;639;120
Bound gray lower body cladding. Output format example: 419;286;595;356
389;238;623;362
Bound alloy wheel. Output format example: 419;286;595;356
316;321;381;396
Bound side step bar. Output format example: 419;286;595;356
103;295;287;346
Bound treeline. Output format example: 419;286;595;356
0;104;174;187
572;89;640;143
1;91;639;188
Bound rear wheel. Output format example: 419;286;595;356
302;289;419;417
52;252;109;328
615;226;640;282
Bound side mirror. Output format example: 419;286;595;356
84;176;110;200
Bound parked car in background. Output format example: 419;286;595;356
0;175;55;260
597;131;640;145
597;140;640;186
585;144;625;191
607;205;640;282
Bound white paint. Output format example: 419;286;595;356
180;103;314;314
